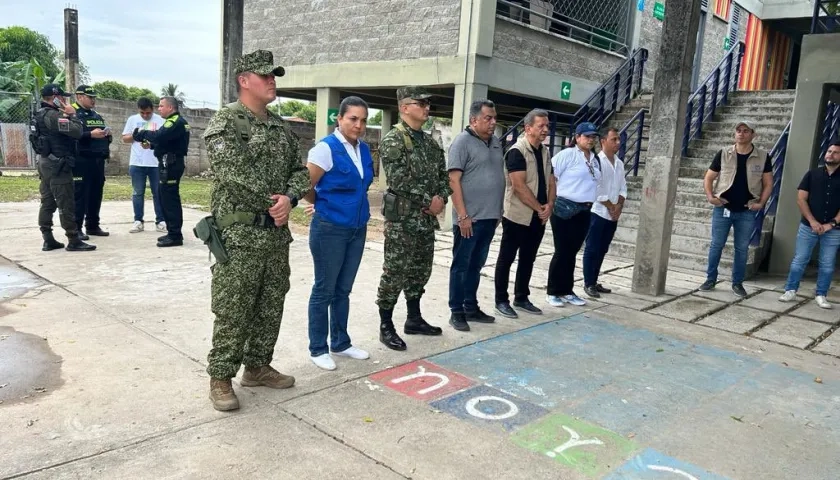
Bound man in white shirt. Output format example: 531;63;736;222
121;97;167;233
583;128;626;298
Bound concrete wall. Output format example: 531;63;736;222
492;18;623;85
637;0;666;91
243;0;462;66
761;0;813;19
697;12;733;83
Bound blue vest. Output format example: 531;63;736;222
314;133;374;228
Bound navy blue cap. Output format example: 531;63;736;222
575;122;598;136
41;83;70;97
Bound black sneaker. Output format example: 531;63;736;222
698;279;716;291
732;283;747;298
449;312;470;331
583;285;601;299
86;227;110;237
465;308;495;323
595;283;612;294
494;302;518;319
512;299;543;315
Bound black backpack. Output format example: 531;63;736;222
29;109;50;157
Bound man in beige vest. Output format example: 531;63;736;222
494;109;555;318
699;121;772;297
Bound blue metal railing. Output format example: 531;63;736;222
682;42;745;157
502;48;648;156
818;101;839;165
750;121;791;246
619;108;647;177
812;0;840;33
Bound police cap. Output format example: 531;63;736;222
41;83;71;97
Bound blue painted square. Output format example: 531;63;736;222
429;384;549;433
604;448;731;479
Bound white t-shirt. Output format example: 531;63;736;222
306;129;364;177
122;113;165;167
551;146;602;204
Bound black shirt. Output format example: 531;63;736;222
709;148;771;212
798;166;840;226
507;144;550;205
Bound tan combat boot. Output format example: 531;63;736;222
209;378;240;411
241;365;295;389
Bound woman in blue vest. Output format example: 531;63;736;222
304;96;375;371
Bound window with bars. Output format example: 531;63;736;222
714;0;731;21
701;0;709;12
728;3;741;49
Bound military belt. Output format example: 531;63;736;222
216;212;277;230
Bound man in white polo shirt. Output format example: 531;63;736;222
122;97;166;233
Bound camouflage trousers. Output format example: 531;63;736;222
207;227;291;380
376;222;435;311
37;157;78;237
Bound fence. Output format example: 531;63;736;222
0;91;35;169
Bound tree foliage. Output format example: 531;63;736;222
269;100;317;123
92;80;158;103
0;26;61;79
160;83;186;106
368;110;382;126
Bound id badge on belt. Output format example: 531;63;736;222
723;208;731;218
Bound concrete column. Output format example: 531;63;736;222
220;0;244;106
378;109;395;187
315;87;340;142
769;33;840;273
631;0;703;295
63;8;79;93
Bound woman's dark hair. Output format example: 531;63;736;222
339;96;369;116
137;97;154;110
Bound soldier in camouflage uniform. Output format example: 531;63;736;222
376;86;452;351
202;50;310;411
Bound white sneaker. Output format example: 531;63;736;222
310;353;336;370
129;221;144;233
778;290;797;302
816;296;832;309
156;221;167;233
332;346;370;360
546;295;565;307
563;294;587;306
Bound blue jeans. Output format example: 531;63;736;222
583;214;618;286
784;223;840;296
449;219;498;313
706;206;754;284
307;215;367;356
129;165;164;224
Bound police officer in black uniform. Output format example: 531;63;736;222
71;85;112;239
33;84;96;252
132;96;190;247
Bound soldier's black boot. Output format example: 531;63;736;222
404;298;443;336
41;231;64;251
379;308;407;351
66;233;96;252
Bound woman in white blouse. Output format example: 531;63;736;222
546;122;602;307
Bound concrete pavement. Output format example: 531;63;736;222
1;201;839;479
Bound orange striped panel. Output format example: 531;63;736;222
739;14;770;91
766;32;791;90
714;0;731;19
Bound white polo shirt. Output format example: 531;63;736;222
592;151;628;221
122;113;165;167
551;146;602;203
306;129;364;177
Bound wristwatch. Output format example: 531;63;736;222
831;219;837;228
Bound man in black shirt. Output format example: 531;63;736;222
778;140;840;309
494;109;555;318
699;122;772;297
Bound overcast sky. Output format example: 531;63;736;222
1;0;222;108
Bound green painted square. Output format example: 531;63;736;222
653;2;665;20
327;108;339;126
511;413;638;478
560;81;572;101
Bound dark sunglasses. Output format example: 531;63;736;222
406;99;431;107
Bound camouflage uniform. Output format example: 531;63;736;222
376;87;452;313
203;51;310;381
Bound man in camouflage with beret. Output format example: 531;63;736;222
376;86;452;351
202;50;310;411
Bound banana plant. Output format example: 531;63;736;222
0;58;65;122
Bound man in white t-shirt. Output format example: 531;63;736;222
122;97;166;233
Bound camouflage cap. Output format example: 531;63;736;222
234;50;286;77
396;86;432;102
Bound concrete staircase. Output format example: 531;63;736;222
608;90;795;276
607;94;652;171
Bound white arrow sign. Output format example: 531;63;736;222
562;85;571;97
328;112;338;124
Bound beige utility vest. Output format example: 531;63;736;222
712;144;768;205
503;136;552;226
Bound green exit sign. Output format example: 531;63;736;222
560;81;572;101
653;2;665;20
327;108;338;126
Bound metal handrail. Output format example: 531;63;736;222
750;121;791;246
811;0;840;34
682;42;745;156
818;101;839;166
574;48;648;127
619;108;647;177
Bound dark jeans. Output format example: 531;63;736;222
73;156;105;229
547;210;591;296
129;165;164;224
449;219;497;313
495;215;545;304
583;214;618;287
160;160;184;240
307;215;367;356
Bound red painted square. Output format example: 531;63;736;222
369;360;475;402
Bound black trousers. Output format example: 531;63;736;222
73;156;105;229
547;210;591;296
494;215;545;304
160;160;184;240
